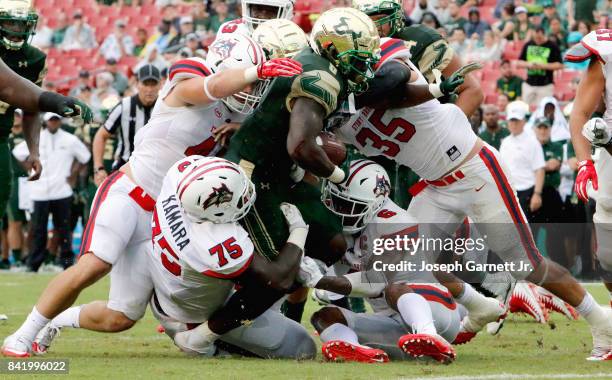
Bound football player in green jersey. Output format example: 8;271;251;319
226;8;381;267
0;0;92;227
352;0;482;117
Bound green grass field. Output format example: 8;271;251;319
1;273;611;380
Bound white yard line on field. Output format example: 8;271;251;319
410;373;612;380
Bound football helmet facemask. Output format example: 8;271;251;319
0;0;37;50
353;0;404;37
310;7;381;93
242;0;295;32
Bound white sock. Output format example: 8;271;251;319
52;306;82;329
576;293;609;326
397;293;437;335
455;283;489;313
14;307;50;342
320;323;360;345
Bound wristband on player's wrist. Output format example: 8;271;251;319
287;226;308;251
326;166;345;184
428;83;444;98
578;160;593;168
244;66;259;83
94;166;106;174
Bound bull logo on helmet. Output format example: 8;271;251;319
210;38;239;60
373;175;390;197
202;183;234;209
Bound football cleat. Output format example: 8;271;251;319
173;328;217;356
1;334;32;358
32;323;61;355
587;309;612;361
531;284;579;320
509;282;548;323
398;333;456;364
587;349;612;361
322;340;389;363
454;297;506;345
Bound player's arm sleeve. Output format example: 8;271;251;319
12;141;29;161
103;102;123;133
286;70;341;117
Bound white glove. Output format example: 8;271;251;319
280;203;308;233
173;324;218;356
582;117;612;147
298;256;325;288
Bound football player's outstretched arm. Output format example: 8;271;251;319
356;60;467;109
0;58;93;120
287;98;340;180
569;59;604;201
166;58;303;106
569;59;604;162
20;112;42;181
236;203;307;292
298;256;385;297
442;54;484;117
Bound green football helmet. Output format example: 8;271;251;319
352;0;404;37
310;7;380;93
0;0;38;50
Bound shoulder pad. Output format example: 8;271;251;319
376;38;412;70
186;223;255;279
566;30;612;63
168;57;211;81
370;200;419;239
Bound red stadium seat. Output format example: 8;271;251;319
485;92;499;105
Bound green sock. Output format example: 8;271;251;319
281;299;306;323
349;297;366;313
11;249;21;262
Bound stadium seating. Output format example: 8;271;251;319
34;0;579;104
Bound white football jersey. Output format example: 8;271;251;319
345;198;436;314
581;31;612;129
337;38;477;181
129;58;233;199
148;157;255;323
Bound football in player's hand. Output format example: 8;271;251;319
316;132;347;165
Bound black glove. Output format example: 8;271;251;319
38;91;94;123
355;59;411;110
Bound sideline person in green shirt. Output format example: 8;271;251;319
533;117;567;266
497;60;523;101
479;104;509;150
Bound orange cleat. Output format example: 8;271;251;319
398;333;456;364
321;340;389;363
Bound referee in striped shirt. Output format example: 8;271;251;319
92;64;161;186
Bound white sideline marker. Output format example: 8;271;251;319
410;374;612;380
